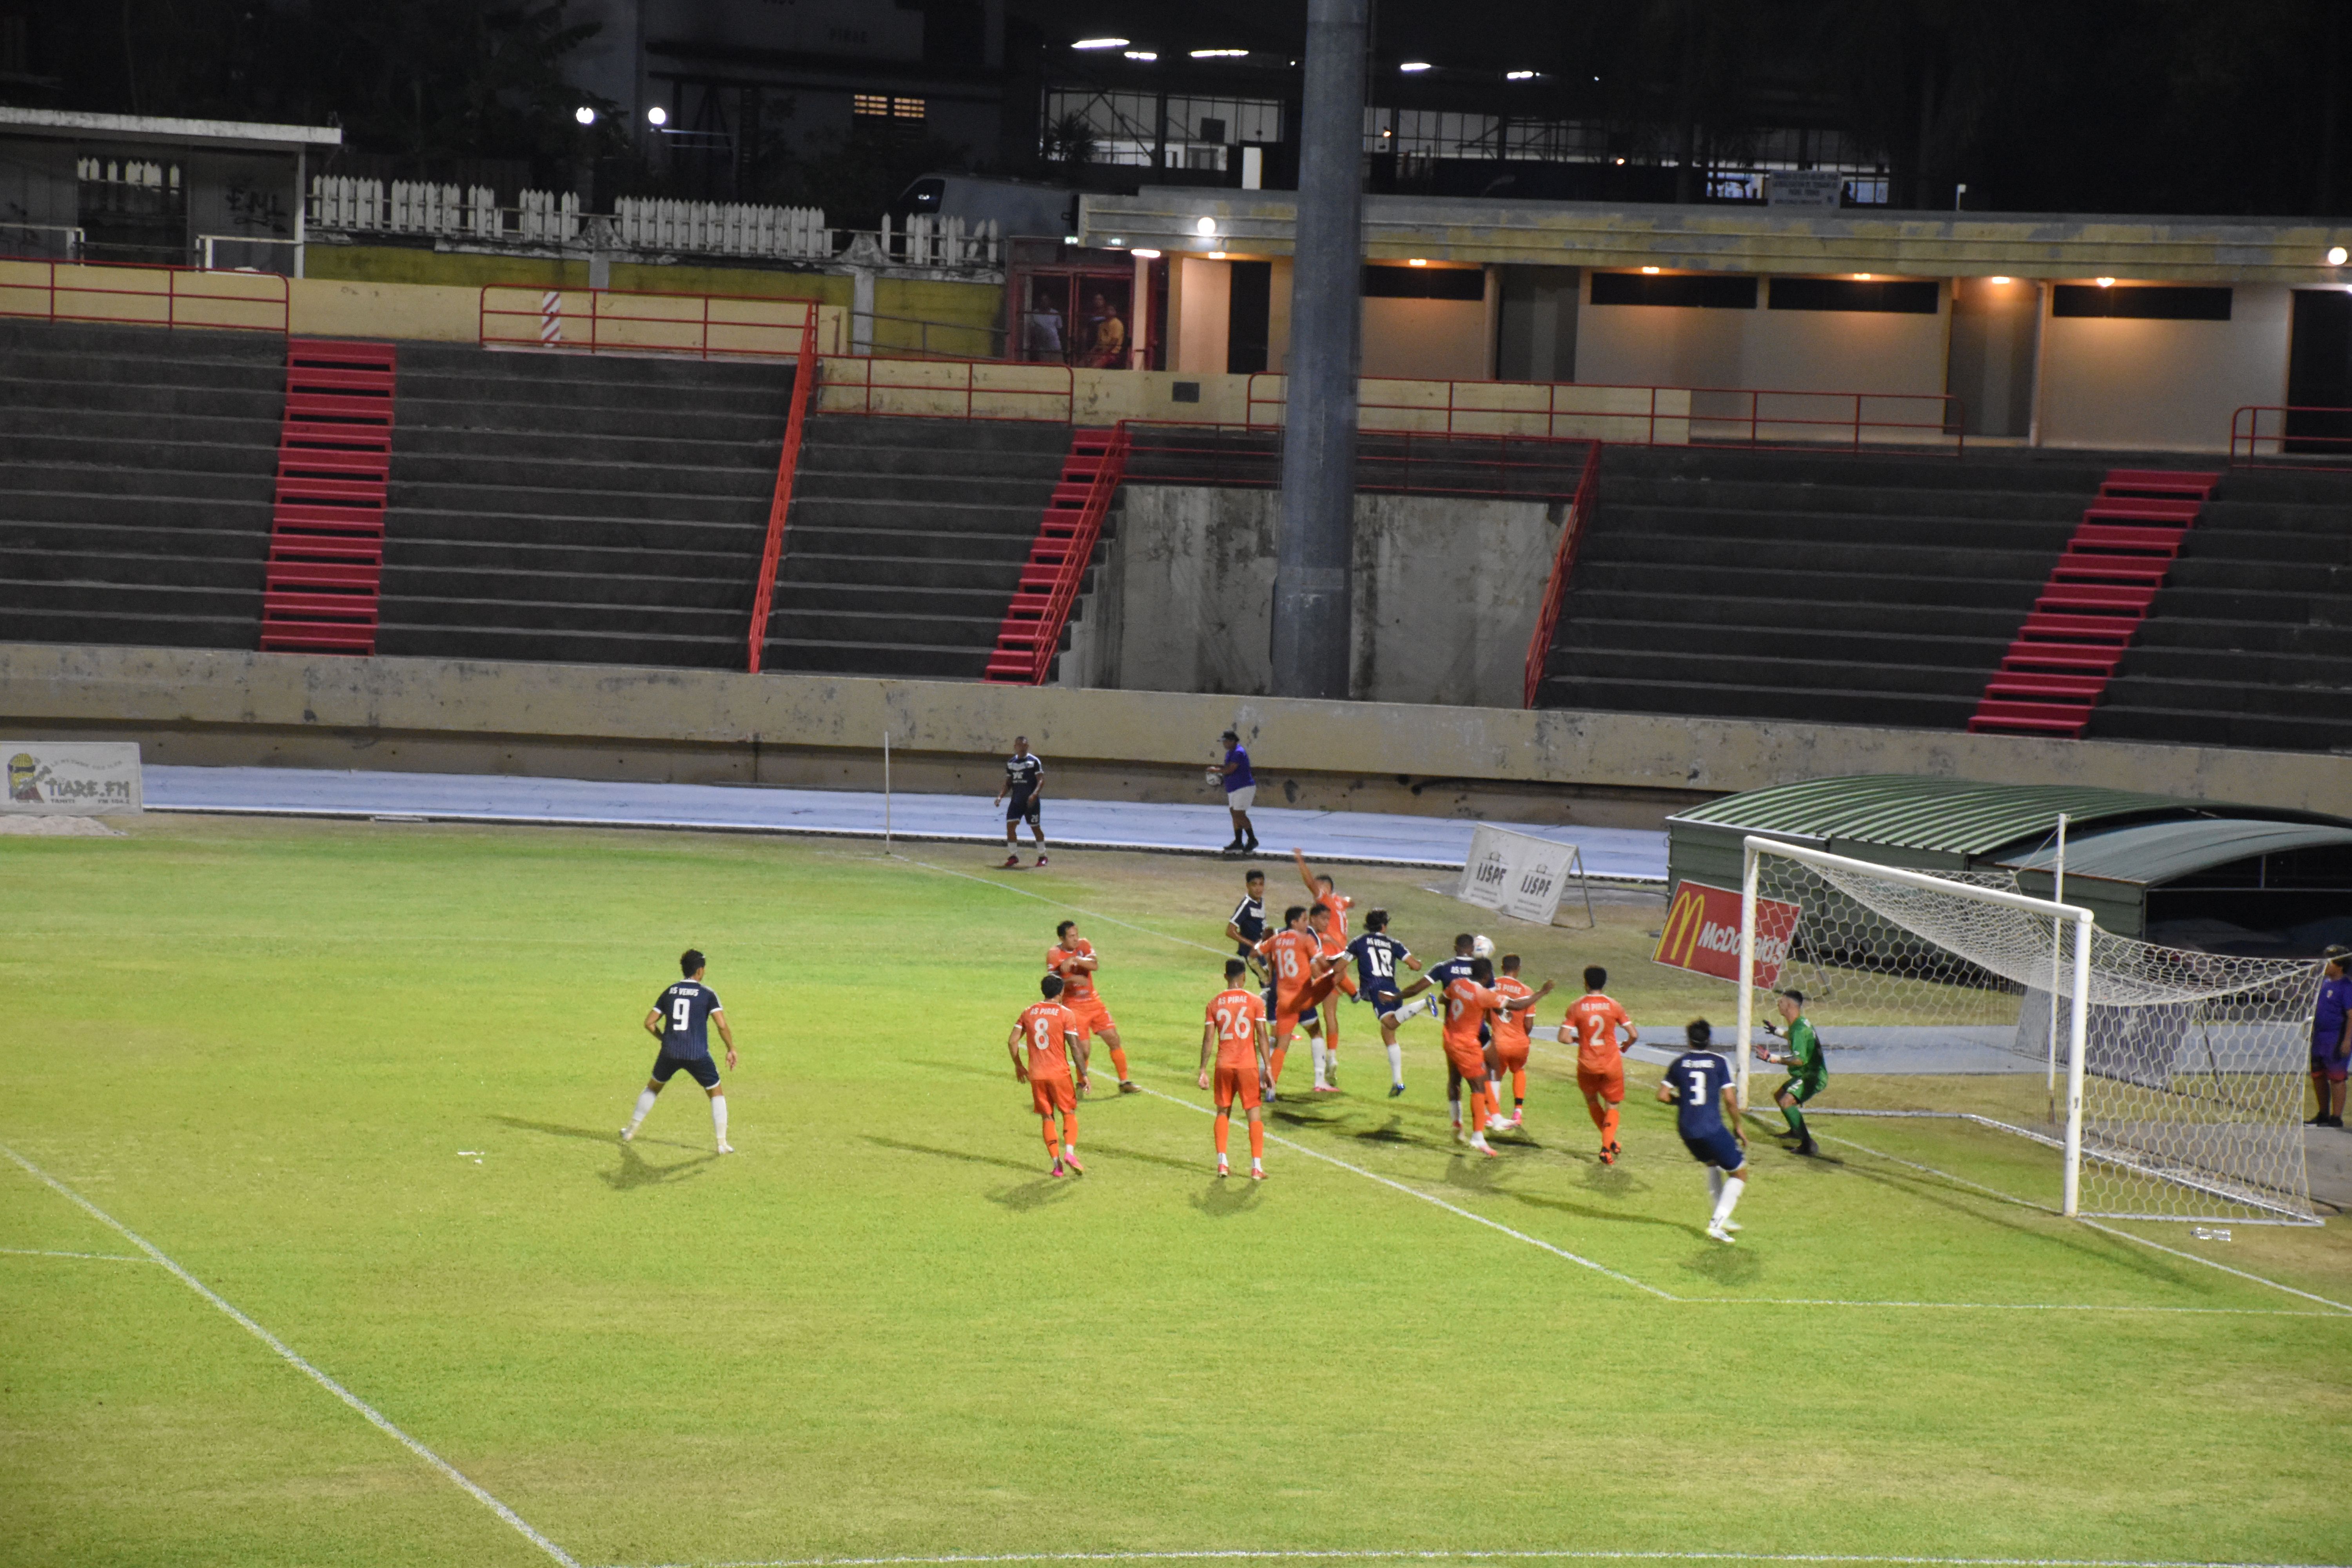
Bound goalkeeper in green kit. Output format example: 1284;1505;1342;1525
1758;989;1825;1156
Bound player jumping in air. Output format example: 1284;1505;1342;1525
1292;850;1357;1082
995;736;1047;869
1049;919;1139;1094
1200;959;1273;1179
1255;904;1331;1099
1345;909;1424;1097
1489;955;1554;1129
1009;974;1086;1176
625;949;738;1153
1758;989;1826;1156
1657;1019;1750;1243
1564;966;1639;1164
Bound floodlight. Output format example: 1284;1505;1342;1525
1072;38;1127;50
1640;265;1660;274
1192;48;1247;58
1399;61;1432;73
574;106;597;126
1132;248;1161;259
1124;50;1156;60
2096;276;2115;286
2330;247;2348;266
1407;258;1428;266
1195;216;1216;236
1506;70;1536;80
646;107;667;127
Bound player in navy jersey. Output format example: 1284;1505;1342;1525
1345;909;1425;1097
1655;1019;1749;1243
1226;868;1270;983
624;948;739;1153
994;737;1048;868
1395;934;1484;1132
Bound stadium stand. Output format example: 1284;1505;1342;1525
2088;466;2352;753
0;318;282;649
1532;446;2119;729
759;414;1073;679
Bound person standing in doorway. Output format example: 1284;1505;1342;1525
2309;946;2350;1128
1212;728;1258;855
995;736;1047;869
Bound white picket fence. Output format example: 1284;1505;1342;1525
885;213;1000;268
612;197;830;260
308;177;500;238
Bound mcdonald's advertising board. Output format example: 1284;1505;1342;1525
1651;879;1799;988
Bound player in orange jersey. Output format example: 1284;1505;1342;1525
1487;954;1555;1131
1563;964;1639;1164
1254;904;1330;1098
1198;958;1272;1179
1441;956;1545;1157
1007;974;1086;1176
1049;919;1139;1095
1293;849;1357;1084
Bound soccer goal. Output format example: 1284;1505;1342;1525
1735;836;2322;1225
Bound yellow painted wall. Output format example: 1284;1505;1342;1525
2038;283;2292;452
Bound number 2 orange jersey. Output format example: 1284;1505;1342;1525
1204;987;1267;1070
1316;891;1354;955
1016;1001;1079;1079
1047;939;1097;1001
1564;992;1632;1070
1257;927;1323;1014
1492;975;1534;1049
1442;978;1502;1050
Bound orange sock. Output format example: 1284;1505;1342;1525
1585;1094;1608;1132
1512;1068;1526;1103
1249;1119;1265;1160
1471;1086;1490;1129
1269;1044;1287;1083
1109;1046;1131;1080
1062;1110;1078;1153
1602;1103;1620;1147
1041;1118;1060;1158
1214;1113;1230;1157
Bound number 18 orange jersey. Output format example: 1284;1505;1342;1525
1257;928;1322;1016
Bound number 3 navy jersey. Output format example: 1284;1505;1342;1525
655;981;723;1060
1347;932;1412;998
1665;1050;1734;1138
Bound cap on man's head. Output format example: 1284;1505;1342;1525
1220;728;1239;742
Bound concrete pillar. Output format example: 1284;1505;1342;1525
1270;0;1367;701
852;266;875;355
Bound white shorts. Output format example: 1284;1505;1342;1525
1225;785;1256;810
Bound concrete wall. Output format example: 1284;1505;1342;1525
1067;486;1559;709
1574;281;1953;400
2037;283;2292;452
6;643;2348;834
1171;254;1231;375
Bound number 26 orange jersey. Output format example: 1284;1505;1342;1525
1204;987;1267;1069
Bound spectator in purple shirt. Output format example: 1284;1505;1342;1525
1211;728;1258;857
2310;946;2350;1129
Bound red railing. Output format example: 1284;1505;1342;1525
1521;441;1606;708
1121;420;1599;501
817;354;1076;423
983;425;1131;685
1243;374;1963;453
746;306;825;674
2229;405;2352;470
0;256;288;332
480;285;820;359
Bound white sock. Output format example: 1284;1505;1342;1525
1706;1167;1725;1203
1713;1175;1746;1227
1387;1042;1404;1086
1450;1095;1462;1125
711;1095;729;1145
1312;1041;1329;1086
628;1089;657;1131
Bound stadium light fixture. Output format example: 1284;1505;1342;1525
1108;237;1125;247
1124;50;1157;61
646;106;667;127
1208;251;1227;259
1854;272;1873;280
1613;156;1626;166
2330;246;2348;266
1191;48;1247;58
573;106;597;126
1400;61;1433;73
1132;248;1162;259
2096;276;2115;286
1072;37;1128;50
1640;265;1661;274
1990;275;2012;284
1195;216;1217;236
1407;258;1428;266
1063;234;1082;244
1506;70;1537;80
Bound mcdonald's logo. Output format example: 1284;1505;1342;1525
1650;880;1800;988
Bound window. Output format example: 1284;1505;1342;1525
1590;271;1757;309
853;93;891;118
2052;285;2232;320
1363;264;1484;300
893;96;926;120
1770;277;1940;314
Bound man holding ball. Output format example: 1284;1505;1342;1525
1210;728;1258;856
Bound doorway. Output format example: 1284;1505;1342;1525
2286;289;2352;454
1946;277;2039;438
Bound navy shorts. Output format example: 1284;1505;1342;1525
1005;791;1040;824
1681;1127;1746;1172
651;1051;721;1089
1363;987;1404;1019
2314;1040;2350;1082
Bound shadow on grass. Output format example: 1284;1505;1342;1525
989;1176;1081;1212
1089;1141;1210;1176
864;1134;1040;1176
488;1115;717;1189
1189;1175;1267;1216
1677;1240;1765;1286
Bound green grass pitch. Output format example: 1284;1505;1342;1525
4;814;2349;1568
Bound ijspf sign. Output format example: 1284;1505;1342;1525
1454;825;1583;926
1651;879;1800;989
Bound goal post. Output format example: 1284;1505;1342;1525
1734;834;2321;1225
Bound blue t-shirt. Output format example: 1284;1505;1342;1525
1223;745;1253;792
1347;932;1412;996
2315;975;2352;1049
1665;1050;1735;1139
655;980;723;1060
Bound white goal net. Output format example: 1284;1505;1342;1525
1737;838;2323;1225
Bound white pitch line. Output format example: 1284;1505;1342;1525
0;1246;151;1263
2075;1218;2352;1317
888;853;1236;959
0;1141;580;1567
602;1545;2352;1568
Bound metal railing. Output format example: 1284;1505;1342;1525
747;303;825;673
2229;405;2352;469
479;284;823;359
851;307;1008;361
1243;374;1963;452
816;355;1075;423
992;425;1131;686
1522;440;1606;708
0;256;289;332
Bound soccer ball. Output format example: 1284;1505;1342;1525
1204;768;1222;787
1471;934;1495;960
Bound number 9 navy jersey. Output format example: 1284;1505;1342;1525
655;981;723;1060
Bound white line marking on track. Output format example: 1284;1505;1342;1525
602;1546;2352;1568
0;1141;581;1567
0;1246;151;1263
881;854;2347;1321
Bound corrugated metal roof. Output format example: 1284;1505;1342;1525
1667;775;2232;857
2001;818;2352;887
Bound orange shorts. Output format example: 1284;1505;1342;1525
1212;1063;1262;1111
1494;1040;1530;1073
1305;975;1337;1009
1444;1041;1490;1082
1031;1074;1076;1116
1272;1008;1310;1042
1067;997;1116;1038
1576;1062;1625;1102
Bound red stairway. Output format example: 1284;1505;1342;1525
258;338;398;654
982;425;1128;684
1967;468;2218;737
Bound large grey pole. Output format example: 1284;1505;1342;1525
1270;0;1367;700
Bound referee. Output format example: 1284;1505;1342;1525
995;735;1047;869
